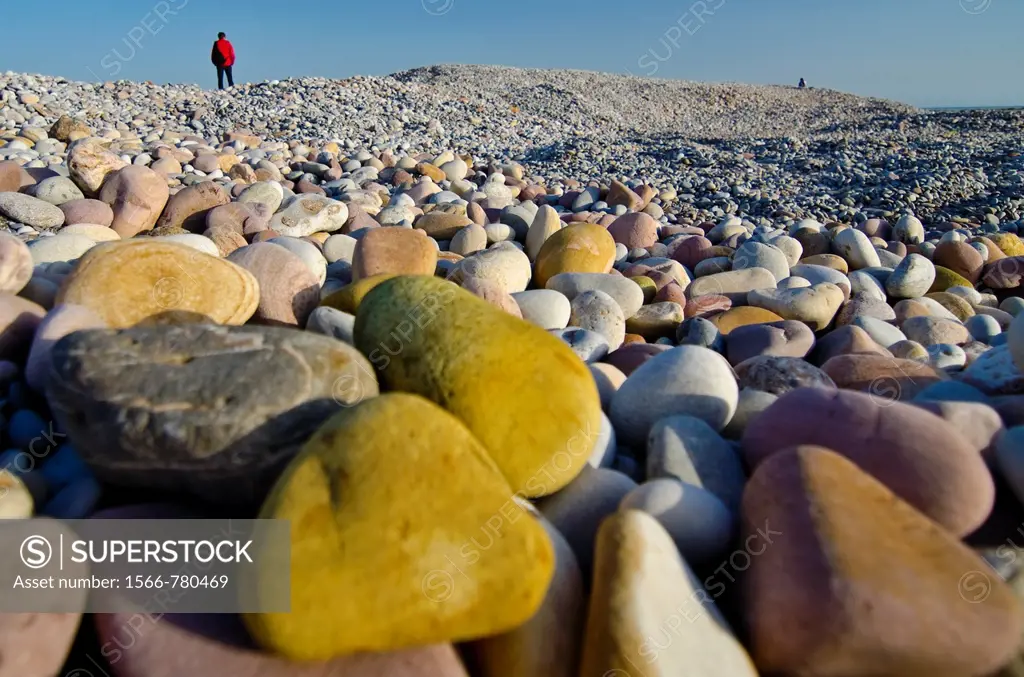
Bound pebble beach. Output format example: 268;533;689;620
3;64;1024;676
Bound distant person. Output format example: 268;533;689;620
211;32;235;90
798;78;807;89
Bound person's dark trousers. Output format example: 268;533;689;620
217;66;234;89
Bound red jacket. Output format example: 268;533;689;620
212;39;235;67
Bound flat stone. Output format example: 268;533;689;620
625;302;684;340
832;227;881;270
451;224;488;256
732;241;791;283
462;277;523;318
902;316;970;346
914;400;1003;458
526;205;562;260
709;306;785;335
569;290;626;351
237;180;285;213
60;223;120;242
934;240;985;283
607;212;659;249
47;324;378;507
601;342;672;376
156;233;221;257
415;212;473;239
550;327;609;363
810;324;891;364
722;387;778;439
0;192;65;229
55;240;259;328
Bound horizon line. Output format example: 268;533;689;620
6;62;1022;112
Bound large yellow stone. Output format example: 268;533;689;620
535;223;616;288
55;240;258;327
710;306;785;335
246;393;555;661
989;232;1024;257
320;273;401;314
355;276;601;497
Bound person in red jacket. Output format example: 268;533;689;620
211;32;235;90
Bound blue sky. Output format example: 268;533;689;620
1;0;1020;107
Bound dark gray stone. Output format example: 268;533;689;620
733;355;837;396
46;323;378;506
